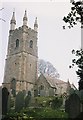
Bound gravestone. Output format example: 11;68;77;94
65;93;80;118
25;91;31;107
0;86;2;119
15;91;25;112
2;87;9;116
79;90;83;113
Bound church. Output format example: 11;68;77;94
2;10;76;97
3;10;38;96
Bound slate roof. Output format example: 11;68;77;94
37;74;77;96
41;74;77;95
44;74;66;87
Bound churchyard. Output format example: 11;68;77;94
2;88;68;119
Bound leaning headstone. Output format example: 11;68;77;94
2;87;9;116
65;93;80;118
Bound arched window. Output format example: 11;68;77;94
16;39;19;48
30;40;33;48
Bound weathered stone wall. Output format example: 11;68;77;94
36;75;55;96
3;25;38;94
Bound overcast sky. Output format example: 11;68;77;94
0;0;81;88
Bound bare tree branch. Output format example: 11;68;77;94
0;18;6;22
0;8;6;22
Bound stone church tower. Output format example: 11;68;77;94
3;11;38;96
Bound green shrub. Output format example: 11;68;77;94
34;96;53;107
50;97;63;109
5;107;68;119
37;107;68;118
34;96;63;109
